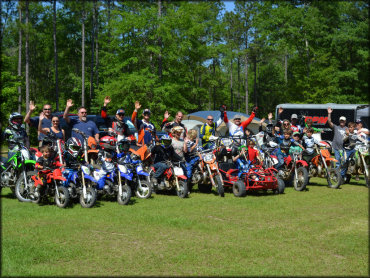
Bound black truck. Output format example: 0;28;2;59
275;103;369;141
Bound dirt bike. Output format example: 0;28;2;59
278;147;309;191
117;153;152;199
72;128;99;165
28;167;69;208
1;142;36;198
307;144;342;188
342;142;369;186
149;160;189;198
191;147;224;197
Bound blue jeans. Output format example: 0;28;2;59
153;162;168;179
185;156;200;179
333;148;342;169
276;150;288;170
340;149;356;178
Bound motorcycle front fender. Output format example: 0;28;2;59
24;160;36;165
137;171;150;177
296;160;308;167
54;176;67;181
83;174;98;183
177;175;188;180
121;172;133;181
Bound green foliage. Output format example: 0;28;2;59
0;1;368;129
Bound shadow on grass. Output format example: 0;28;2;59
0;191;17;199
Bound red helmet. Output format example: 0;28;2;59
99;135;117;150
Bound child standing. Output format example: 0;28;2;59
184;129;201;180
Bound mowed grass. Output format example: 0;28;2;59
1;178;368;277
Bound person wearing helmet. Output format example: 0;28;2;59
63;137;85;168
232;140;261;178
131;101;157;146
161;111;187;140
101;96;129;137
24;101;54;147
3;112;30;159
150;134;182;185
223;106;257;137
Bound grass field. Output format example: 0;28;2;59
1;178;368;277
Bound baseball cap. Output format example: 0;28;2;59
356;119;362;124
233;114;242;120
143;109;151;115
116;108;125;115
293;131;300;136
339;116;346;121
291;114;298;119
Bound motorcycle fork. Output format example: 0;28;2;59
54;180;60;198
320;152;331;185
118;169;123;196
81;170;87;198
360;154;368;177
206;164;215;187
174;175;180;191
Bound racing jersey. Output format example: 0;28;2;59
302;135;326;154
224;111;255;136
131;110;156;145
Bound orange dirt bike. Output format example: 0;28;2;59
191;138;225;197
308;143;342;188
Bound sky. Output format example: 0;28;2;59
223;0;235;13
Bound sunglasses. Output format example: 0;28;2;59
44;108;51;111
117;113;125;117
52;121;59;123
207;118;213;121
234;118;241;121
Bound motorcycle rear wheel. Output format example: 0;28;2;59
215;174;224;197
15;171;36;202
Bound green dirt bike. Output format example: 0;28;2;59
1;142;36;196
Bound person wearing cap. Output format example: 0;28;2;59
64;99;100;143
327;107;348;169
355;119;369;142
162;110;187;140
223;106;257;137
290;113;303;134
131;100;156;145
101;96;129;137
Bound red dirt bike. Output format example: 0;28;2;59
149;160;189;198
278;147;309;191
30;167;69;208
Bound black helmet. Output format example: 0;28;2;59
117;138;130;153
66;137;83;158
266;124;273;135
160;134;172;149
9;112;23;130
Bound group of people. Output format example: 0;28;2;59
2;99;369;187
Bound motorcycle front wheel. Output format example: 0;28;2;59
293;167;308;191
55;186;70;208
176;180;189;198
327;168;342;189
117;184;132;205
215;174;224;197
80;187;97;208
15;171;36;202
135;180;152;199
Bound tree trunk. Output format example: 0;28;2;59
157;0;162;80
95;0;99;89
284;53;288;84
25;0;29;121
237;56;241;112
213;58;216;110
53;0;59;111
17;3;22;113
90;0;96;110
81;7;85;107
230;59;233;111
244;52;249;115
107;0;111;44
253;55;257;107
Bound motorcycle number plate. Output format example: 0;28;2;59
174;167;184;176
118;165;127;173
210;165;217;170
136;165;143;172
